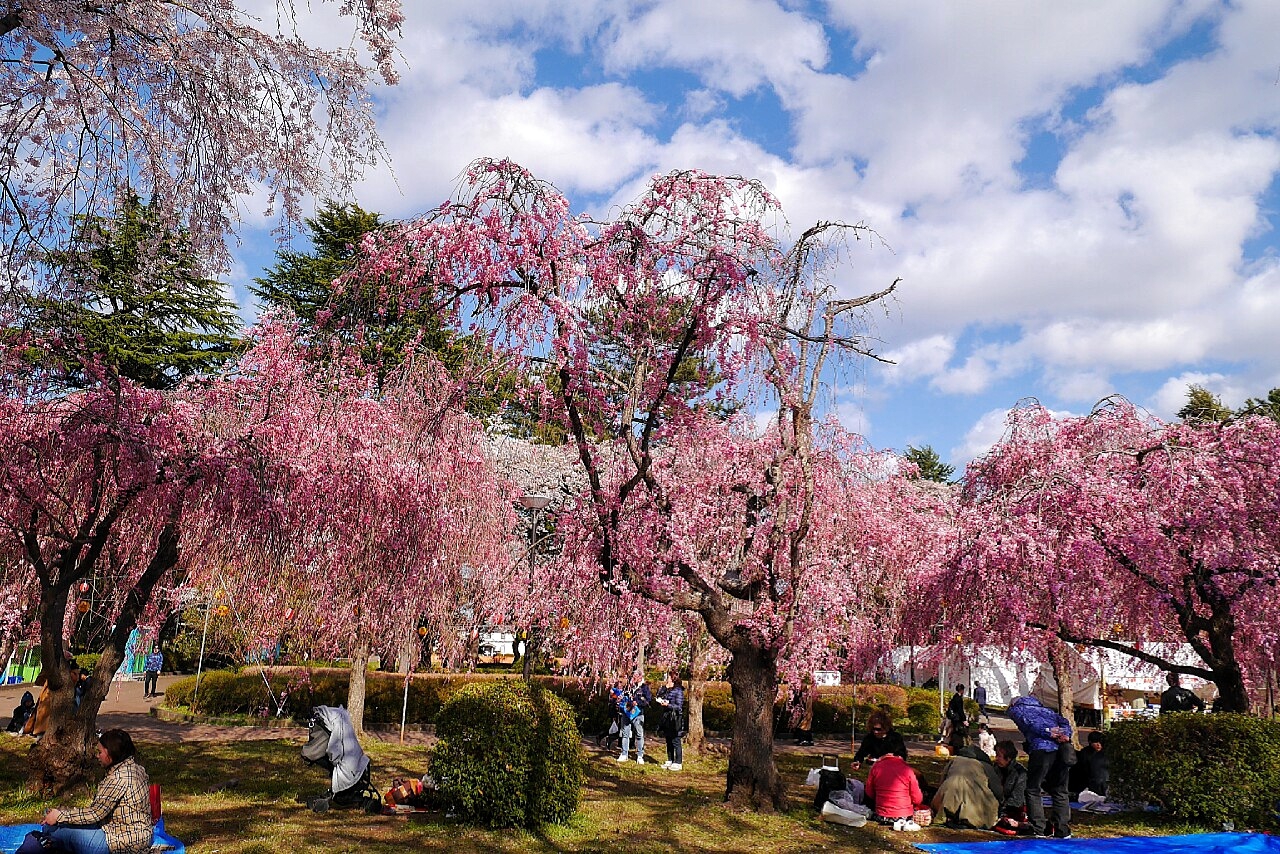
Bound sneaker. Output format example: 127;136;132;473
616;755;630;763
667;763;682;771
636;756;645;765
1053;831;1073;839
903;821;922;832
660;761;671;769
893;819;906;831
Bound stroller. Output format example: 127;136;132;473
301;705;381;813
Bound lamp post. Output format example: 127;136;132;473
518;493;552;681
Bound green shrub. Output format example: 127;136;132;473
1109;713;1280;828
429;680;585;828
74;653;101;674
907;701;941;735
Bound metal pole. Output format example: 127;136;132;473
192;592;214;714
400;670;411;743
523;505;538;682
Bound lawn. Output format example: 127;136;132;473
0;737;1204;853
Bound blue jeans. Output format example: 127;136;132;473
49;826;110;854
621;714;644;757
1025;748;1070;835
665;732;682;764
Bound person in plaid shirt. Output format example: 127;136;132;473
41;729;154;853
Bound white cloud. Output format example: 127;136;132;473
882;334;955;382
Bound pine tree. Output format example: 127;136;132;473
1177;385;1233;424
903;444;956;482
22;193;241;389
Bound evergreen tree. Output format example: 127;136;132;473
253;200;540;431
1177;385;1233;424
22;193;241;390
1238;388;1280;422
903;444;955;482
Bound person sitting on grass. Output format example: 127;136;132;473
991;739;1028;834
6;691;34;734
41;729;153;854
852;710;908;771
865;753;925;830
930;754;1000;829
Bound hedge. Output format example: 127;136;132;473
429;681;584;827
165;667;940;735
1108;713;1280;828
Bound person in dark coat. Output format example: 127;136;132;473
6;691;34;733
1070;731;1109;796
852;710;908;770
655;671;684;771
946;684;969;750
992;740;1028;833
1159;672;1205;714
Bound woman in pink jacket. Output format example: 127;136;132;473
866;754;924;829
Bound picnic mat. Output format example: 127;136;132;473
0;820;186;853
916;832;1280;854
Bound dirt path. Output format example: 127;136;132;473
3;677;1021;753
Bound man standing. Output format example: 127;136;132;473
1007;694;1073;839
618;672;652;764
143;648;163;699
973;682;988;721
945;684;968;749
1159;673;1205;715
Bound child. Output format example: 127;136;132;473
976;722;996;758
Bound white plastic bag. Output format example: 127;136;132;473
805;767;821;787
821;800;868;827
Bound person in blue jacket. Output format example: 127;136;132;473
655;671;684;771
1007;695;1073;839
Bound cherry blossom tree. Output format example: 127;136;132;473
0;352;260;790
937;399;1280;714
193;321;514;733
344;159;931;810
0;0;403;281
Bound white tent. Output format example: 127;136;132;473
886;642;1211;711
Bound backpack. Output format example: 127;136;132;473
815;768;847;811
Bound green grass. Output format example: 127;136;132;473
0;738;1215;852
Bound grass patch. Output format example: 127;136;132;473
0;737;1216;852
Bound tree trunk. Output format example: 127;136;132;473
28;596;129;793
724;641;785;811
1047;640;1078;743
684;627;710;756
28;522;182;793
347;635;370;735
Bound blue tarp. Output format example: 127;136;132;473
0;819;185;853
917;832;1280;854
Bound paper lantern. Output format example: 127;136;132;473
284;607;296;621
623;630;632;640
215;604;229;617
417;626;428;637
78;582;90;594
352;605;361;617
77;601;90;614
559;616;570;629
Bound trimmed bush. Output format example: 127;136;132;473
429;680;585;828
1108;713;1280;828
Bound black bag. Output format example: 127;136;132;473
17;830;69;853
814;764;846;810
1058;741;1078;767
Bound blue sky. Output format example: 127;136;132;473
229;0;1280;469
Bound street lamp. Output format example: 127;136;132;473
518;493;552;681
